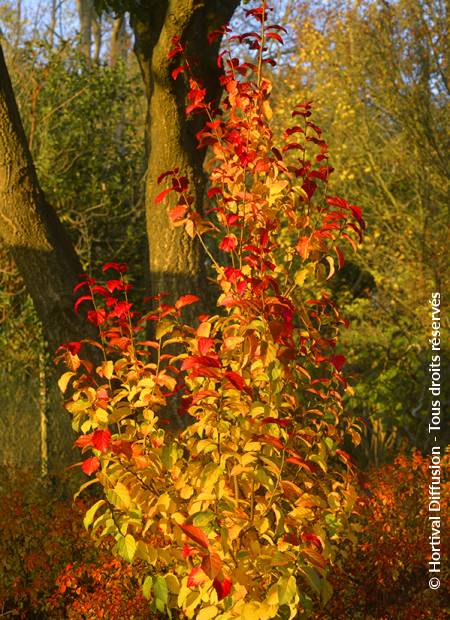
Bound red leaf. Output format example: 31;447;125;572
219;235;238;252
168;36;184;59
155;187;173;204
182;355;221;370
296;236;310;260
207;187;222;199
187;567;209;588
175;294;200;310
169;204;188;223
258;434;285;450
74;295;92;313
224;371;245;391
96;388;109;401
92;429;111;454
81;456;100;476
331;354;346;371
75;434;93;449
224;267;243;283
266;32;283;43
262;417;291;428
180;524;210;549
326;196;349;210
105;279;127;293
73;278;95;293
157;168;179;184
111;440;133;459
171;65;185;80
213;577;232;601
102;262;127;274
335;246;345;269
87;309;107;326
182;544;195;558
198;337;214;355
301;532;323;550
301;178;317;200
110;301;132;319
285;456;314;472
64;341;81;355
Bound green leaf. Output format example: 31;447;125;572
321;577;333;605
106;480;131;509
153;575;169;607
277;574;297;605
117;533;136;563
299;566;321;595
191;511;215;527
83;499;105;529
142;575;153;600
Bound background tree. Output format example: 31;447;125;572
0;0;239;470
271;0;449;461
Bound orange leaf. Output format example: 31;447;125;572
302;547;327;569
180;524;210;549
81;456;100;476
187;567;209;587
201;552;223;579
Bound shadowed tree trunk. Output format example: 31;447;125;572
131;0;240;324
0;44;88;353
0;43;90;469
0;0;240;457
110;15;130;66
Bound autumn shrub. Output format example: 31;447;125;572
0;469;148;619
315;450;450;620
56;5;365;619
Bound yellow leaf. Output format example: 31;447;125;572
196;605;219;620
325;256;335;280
165;573;180;594
294;269;308;287
101;360;114;380
58;371;75;394
262;99;273;121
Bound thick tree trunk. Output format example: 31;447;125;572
0;44;87;353
131;0;239;324
0;43;90;470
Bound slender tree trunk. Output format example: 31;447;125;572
92;14;102;64
76;0;95;61
131;0;239;325
110;15;130;66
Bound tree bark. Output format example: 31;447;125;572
76;0;95;61
131;0;239;323
110;15;130;66
0;43;87;354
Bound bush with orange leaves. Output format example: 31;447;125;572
0;469;148;619
315;450;449;619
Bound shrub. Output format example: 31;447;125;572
57;4;365;619
316;451;450;619
0;469;148;619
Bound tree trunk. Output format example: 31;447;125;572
110;15;130;66
92;14;102;64
76;0;95;61
131;0;239;324
0;44;87;353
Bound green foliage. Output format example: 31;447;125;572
271;0;450;457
